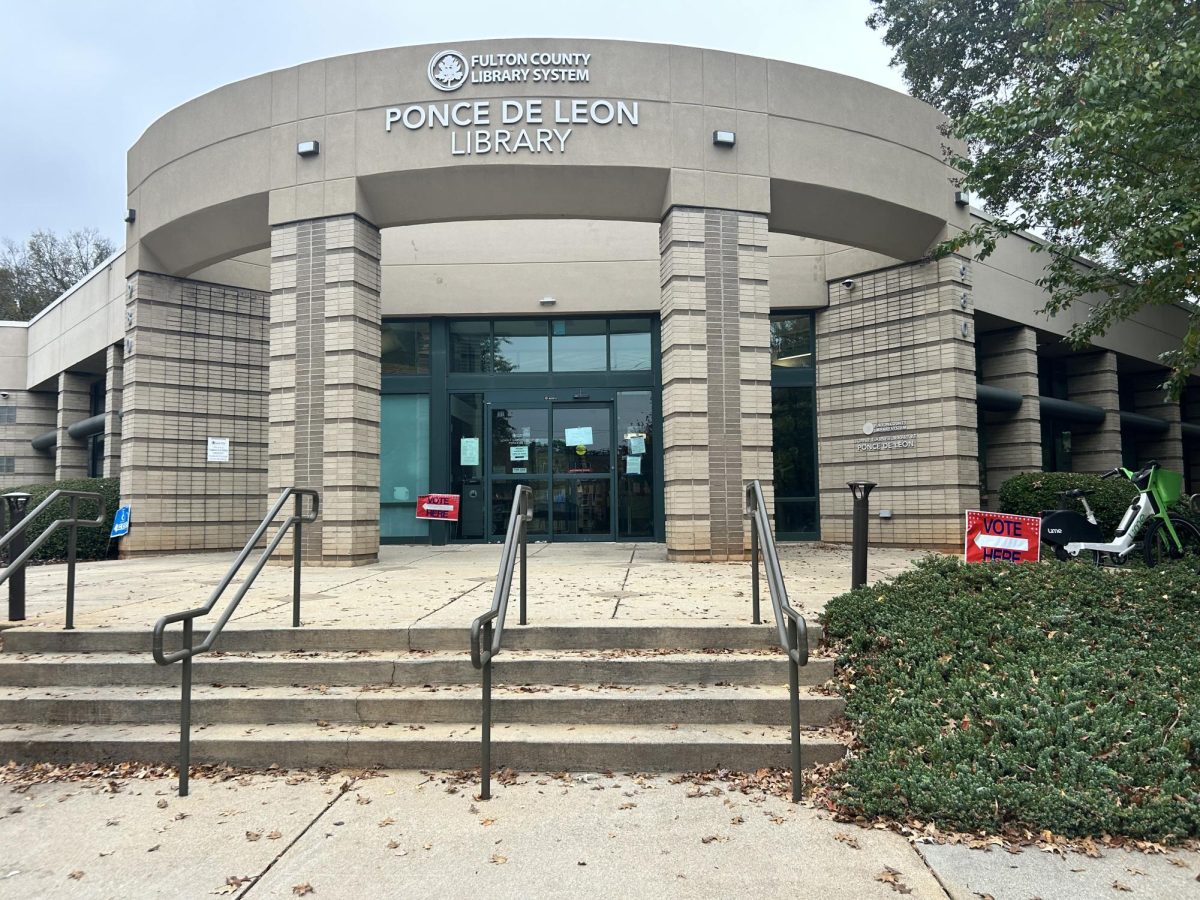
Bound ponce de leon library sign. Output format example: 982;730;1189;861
384;47;639;156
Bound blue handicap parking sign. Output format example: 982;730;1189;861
111;505;131;538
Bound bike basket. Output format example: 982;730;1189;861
1149;467;1184;508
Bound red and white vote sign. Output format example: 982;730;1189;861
964;510;1041;564
415;494;461;521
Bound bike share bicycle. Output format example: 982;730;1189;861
1039;461;1200;566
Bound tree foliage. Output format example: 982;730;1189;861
0;228;116;321
869;0;1200;395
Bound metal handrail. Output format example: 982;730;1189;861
469;484;532;800
152;487;319;796
0;490;105;629
746;480;808;802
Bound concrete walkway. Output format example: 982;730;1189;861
2;768;1195;899
3;542;925;633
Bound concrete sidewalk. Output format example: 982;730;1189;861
4;542;926;633
2;768;1195;899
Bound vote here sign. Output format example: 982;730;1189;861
964;510;1041;564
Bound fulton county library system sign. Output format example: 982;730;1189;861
386;48;639;155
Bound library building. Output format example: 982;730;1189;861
1;39;1195;564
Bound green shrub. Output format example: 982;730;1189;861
822;556;1200;840
4;477;120;562
999;471;1138;536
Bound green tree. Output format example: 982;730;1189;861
868;0;1200;395
0;228;116;321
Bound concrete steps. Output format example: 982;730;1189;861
0;722;848;772
0;622;847;772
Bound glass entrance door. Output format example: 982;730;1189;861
486;401;615;541
551;403;614;539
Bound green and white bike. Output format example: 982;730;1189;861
1039;461;1200;566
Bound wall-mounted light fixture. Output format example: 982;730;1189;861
954;191;969;207
124;209;136;224
712;130;736;147
297;141;320;157
539;297;557;306
879;509;893;520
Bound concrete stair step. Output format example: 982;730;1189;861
0;683;844;727
1;623;823;654
0;650;835;687
0;721;847;771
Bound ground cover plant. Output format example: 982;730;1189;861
822;555;1200;841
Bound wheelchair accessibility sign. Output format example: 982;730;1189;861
110;505;131;538
964;510;1040;563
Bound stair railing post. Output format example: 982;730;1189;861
65;494;79;630
3;493;30;622
788;616;802;803
292;492;302;629
481;620;493;801
519;495;528;627
750;506;761;625
179;618;194;797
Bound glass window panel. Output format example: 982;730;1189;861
610;318;652;371
380;394;431;539
552;406;611;474
553;479;612;537
381;321;431;375
772;386;816;498
551;319;607;372
775;500;818;536
770;315;814;369
491;407;550;475
450;320;492;373
494;320;549;372
617;391;654;538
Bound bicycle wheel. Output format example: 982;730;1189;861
1142;515;1200;567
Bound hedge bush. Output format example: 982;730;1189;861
822;556;1200;840
4;477;120;562
999;471;1138;536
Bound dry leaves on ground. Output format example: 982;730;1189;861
68;870;84;880
874;867;912;895
292;883;314;896
834;832;861;850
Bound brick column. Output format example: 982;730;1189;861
120;273;269;555
659;207;770;562
102;343;123;478
55;372;92;481
1066;351;1121;473
269;215;381;566
977;326;1042;502
1131;373;1184;473
815;257;978;549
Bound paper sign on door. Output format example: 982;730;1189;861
626;456;642;475
564;426;593;446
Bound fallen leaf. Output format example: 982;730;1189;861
490;854;507;865
355;795;371;805
1166;857;1187;868
68;871;84;880
618;803;636;810
292;883;314;896
875;867;912;894
378;818;395;828
246;831;261;842
156;799;168;809
834;832;861;850
1112;883;1131;893
387;840;400;850
730;816;744;825
147;845;160;853
267;831;282;840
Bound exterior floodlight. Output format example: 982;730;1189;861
124;209;136;224
297;141;320;157
954;191;969;206
712;130;736;147
539;297;557;306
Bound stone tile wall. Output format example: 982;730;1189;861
103;343;123;478
1065;351;1121;473
54;372;93;481
659;206;770;562
119;273;269;554
977;326;1042;504
815;257;978;548
0;389;55;490
269;215;381;566
1130;372;1184;473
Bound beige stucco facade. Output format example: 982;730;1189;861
2;39;1196;558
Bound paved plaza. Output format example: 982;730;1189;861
3;541;925;634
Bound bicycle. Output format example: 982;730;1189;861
1039;461;1200;566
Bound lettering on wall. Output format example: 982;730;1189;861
856;420;918;452
386;49;640;156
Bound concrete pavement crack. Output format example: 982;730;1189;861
237;774;358;899
611;546;637;618
408;580;484;628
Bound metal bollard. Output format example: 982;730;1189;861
3;493;31;622
847;482;876;590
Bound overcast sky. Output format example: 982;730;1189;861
0;0;903;247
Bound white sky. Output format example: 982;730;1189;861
0;0;904;246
